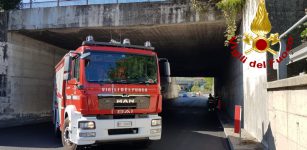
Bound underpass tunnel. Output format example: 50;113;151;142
2;22;234;148
1;1;306;149
1;22;236;127
0;2;237;149
0;1;239;132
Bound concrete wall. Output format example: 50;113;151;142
267;75;307;150
0;12;9;119
215;1;267;135
215;51;243;119
8;2;222;30
0;16;66;127
266;0;306;35
161;77;179;99
239;0;306;147
240;0;269;145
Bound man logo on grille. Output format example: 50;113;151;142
116;99;135;103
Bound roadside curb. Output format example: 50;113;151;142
217;111;265;150
217;112;234;150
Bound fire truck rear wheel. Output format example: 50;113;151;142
62;118;78;150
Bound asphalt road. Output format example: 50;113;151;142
0;96;229;150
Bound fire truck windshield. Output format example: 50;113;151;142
85;51;158;84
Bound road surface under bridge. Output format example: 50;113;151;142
0;96;230;150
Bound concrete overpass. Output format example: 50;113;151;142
1;0;307;150
8;1;227;77
1;0;229;127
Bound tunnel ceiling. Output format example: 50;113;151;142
16;21;229;77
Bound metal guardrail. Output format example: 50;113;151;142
22;0;165;9
277;13;307;79
279;15;307;39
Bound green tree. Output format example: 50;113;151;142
191;81;200;92
0;0;21;10
203;77;214;92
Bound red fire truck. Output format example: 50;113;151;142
53;36;170;149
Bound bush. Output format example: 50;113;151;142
216;0;245;45
300;22;307;41
0;0;21;10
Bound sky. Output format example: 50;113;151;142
23;0;55;3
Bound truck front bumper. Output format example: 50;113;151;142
71;115;161;145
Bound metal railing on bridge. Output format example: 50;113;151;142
277;12;307;79
22;0;165;9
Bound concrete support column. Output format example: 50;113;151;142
0;12;10;122
161;77;179;99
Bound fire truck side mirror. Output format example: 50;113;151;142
159;58;171;83
63;56;72;81
164;61;171;77
165;61;171;83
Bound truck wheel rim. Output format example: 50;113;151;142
63;127;72;146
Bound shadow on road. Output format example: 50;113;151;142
0;123;62;148
0;96;229;150
99;97;229;150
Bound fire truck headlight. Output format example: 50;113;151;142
151;119;162;126
78;121;96;129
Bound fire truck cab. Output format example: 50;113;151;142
53;36;170;149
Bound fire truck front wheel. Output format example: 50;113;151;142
62;118;78;150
